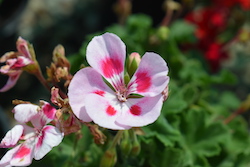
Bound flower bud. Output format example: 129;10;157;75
53;44;70;69
130;139;141;156
129;129;141;156
120;130;131;156
16;38;40;74
157;26;169;41
16;37;33;60
162;86;169;101
100;147;117;167
127;52;141;77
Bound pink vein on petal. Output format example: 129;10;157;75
101;57;123;78
36;126;52;148
93;90;105;97
135;71;151;92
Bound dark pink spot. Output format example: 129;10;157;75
101;57;123;78
42;103;56;119
135;72;151;92
15;146;31;158
93;90;105;96
106;105;117;116
130;105;141;116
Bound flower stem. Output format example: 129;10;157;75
34;67;51;91
111;130;124;148
224;108;244;124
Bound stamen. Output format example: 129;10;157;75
116;85;128;102
116;91;127;102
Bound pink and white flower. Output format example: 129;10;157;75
0;37;33;92
0;101;64;167
68;33;169;130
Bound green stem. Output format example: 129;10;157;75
111;130;124;148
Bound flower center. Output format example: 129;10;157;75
116;85;128;102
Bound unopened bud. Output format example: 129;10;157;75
129;129;141;156
120;130;131;156
163;0;181;11
130;139;141;156
162;86;169;101
16;37;33;60
127;52;141;77
16;38;40;74
100;147;117;167
53;45;70;69
157;26;169;41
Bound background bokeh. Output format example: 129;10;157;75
0;0;250;166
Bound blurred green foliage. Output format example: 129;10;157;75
37;14;250;167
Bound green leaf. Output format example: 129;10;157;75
220;91;241;110
142;114;180;147
169;19;196;43
224;116;250;154
162;81;188;115
181;84;199;106
177;109;228;166
149;147;186;167
211;69;237;85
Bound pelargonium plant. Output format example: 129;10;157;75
0;32;169;166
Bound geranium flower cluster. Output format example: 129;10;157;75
0;101;63;167
68;33;169;129
185;0;250;71
0;33;169;166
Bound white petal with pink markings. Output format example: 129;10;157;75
116;94;163;127
85;94;131;130
10;141;35;166
68;67;114;122
0;125;24;148
13;104;38;123
0;145;21;167
128;52;169;97
86;33;125;90
34;125;63;160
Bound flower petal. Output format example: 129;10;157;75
0;125;24;148
0;51;16;63
84;94;131;130
86;33;126;90
13;104;38;123
28;101;56;129
20;124;36;141
34;125;63;160
0;71;22;92
11;56;33;68
116;94;163;127
10;142;34;166
0;145;21;167
16;37;32;59
128;52;169;97
68;67;114;122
